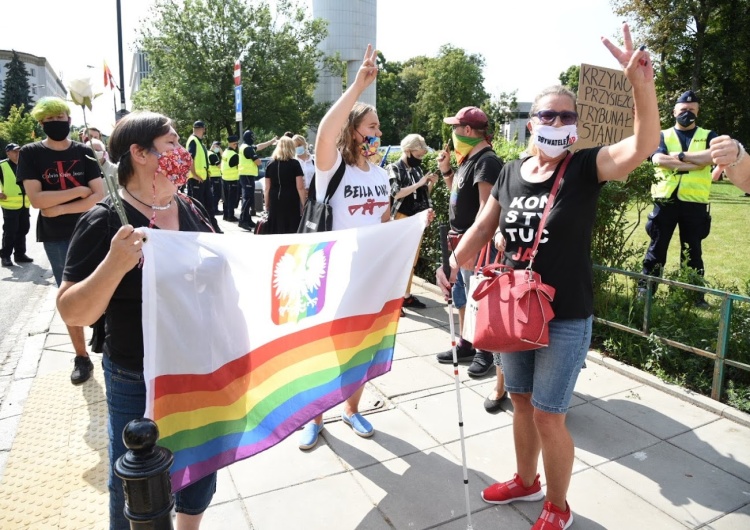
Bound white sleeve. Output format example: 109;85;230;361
314;151;343;201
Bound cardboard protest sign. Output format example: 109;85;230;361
575;63;634;151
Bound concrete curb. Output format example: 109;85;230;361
412;275;750;428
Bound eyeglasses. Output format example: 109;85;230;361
533;110;578;125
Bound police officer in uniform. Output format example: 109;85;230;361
208;140;223;214
221;135;241;222
238;129;277;230
0;143;33;267
641;90;718;306
185;120;221;232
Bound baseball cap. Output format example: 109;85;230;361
193;120;206;128
676;91;700;104
443;106;488;129
227;135;239;143
4;143;20;152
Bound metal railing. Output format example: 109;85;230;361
593;265;750;401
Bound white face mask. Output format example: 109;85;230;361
94;149;106;162
532;124;578;158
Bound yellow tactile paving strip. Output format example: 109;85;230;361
0;370;109;529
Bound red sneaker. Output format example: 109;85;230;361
481;473;545;504
532;501;573;530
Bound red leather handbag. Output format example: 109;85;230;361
470;153;571;352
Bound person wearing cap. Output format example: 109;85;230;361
208;140;223;214
640;90;718;307
238;129;278;231
221;135;241;221
0;143;33;267
16;96;104;385
709;135;750;193
435;105;505;384
185;120;222;233
387;133;438;314
435;24;660;529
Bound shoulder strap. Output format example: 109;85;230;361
323;157;347;202
528;152;571;269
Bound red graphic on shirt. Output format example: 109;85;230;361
42;160;84;189
348;199;390;215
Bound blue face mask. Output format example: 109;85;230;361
295;146;305;156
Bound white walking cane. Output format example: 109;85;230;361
439;224;474;530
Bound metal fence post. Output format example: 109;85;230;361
114;418;175;530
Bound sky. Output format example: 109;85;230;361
0;0;626;133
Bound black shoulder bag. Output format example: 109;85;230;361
297;158;346;233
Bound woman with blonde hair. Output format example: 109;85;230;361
292;134;315;197
263;136;305;234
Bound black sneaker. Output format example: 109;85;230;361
436;344;476;364
1;257;13;267
467;350;494;378
14;254;33;263
403;295;427;309
71;356;94;385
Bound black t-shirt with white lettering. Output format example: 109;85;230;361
16;141;102;242
450;146;503;233
491;147;604;319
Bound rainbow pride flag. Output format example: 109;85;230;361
141;213;426;491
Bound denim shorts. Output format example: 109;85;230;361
103;355;217;529
452;246;498;310
43;240;70;287
499;316;592;414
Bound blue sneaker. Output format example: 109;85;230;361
341;412;374;438
298;422;324;450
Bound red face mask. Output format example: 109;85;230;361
151;146;192;186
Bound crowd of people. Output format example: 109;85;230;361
3;20;750;530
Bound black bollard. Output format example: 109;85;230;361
114;418;175;530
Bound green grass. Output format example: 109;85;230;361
623;180;750;289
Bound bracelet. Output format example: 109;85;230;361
728;140;746;168
441;168;454;177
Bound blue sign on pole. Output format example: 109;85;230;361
234;85;242;121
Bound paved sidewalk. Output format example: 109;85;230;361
1;223;749;528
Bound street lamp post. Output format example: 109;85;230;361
116;0;127;119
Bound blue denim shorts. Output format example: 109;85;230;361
103;355;217;529
43;240;70;287
452;268;472;309
499;316;592;414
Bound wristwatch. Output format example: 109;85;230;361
677;152;686;162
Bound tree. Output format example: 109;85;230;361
132;0;327;141
412;45;489;147
1;51;33;119
484;90;518;142
0;104;40;148
375;53;430;146
559;65;580;94
611;0;750;140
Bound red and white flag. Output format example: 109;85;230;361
103;61;117;90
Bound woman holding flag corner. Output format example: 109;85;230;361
57;111;217;530
436;24;660;529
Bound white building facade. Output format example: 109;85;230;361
0;50;66;105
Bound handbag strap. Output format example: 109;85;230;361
323;157;347;203
527;152;571;269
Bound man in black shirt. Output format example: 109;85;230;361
436;107;506;399
17;97;104;385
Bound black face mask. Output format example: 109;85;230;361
43;121;71;141
406;155;422;168
676;110;697;128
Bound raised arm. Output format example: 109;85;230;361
315;45;378;172
596;23;661;182
710;136;750;192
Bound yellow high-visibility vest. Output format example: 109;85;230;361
652;127;712;203
0;160;30;210
221;149;240;181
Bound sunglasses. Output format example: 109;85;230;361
534;110;578;125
